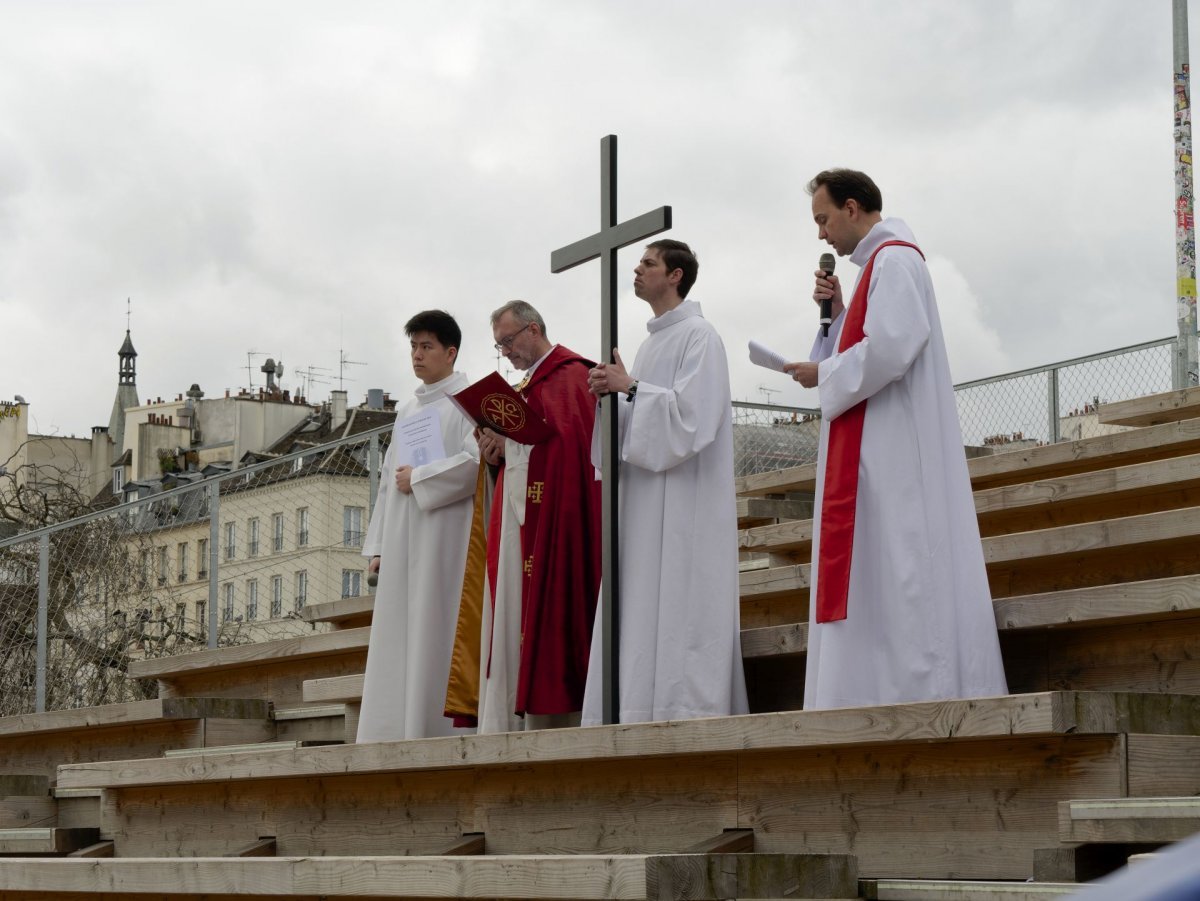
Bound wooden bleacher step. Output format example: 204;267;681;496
1059;797;1200;845
162;739;321;758
127;627;371;708
51;788;101;831
0;852;858;899
735;417;1200;498
1098;385;1200;428
301;593;375;630
272;703;348;743
0;827;99;855
0;797;55;830
303;673;364;705
863;879;1079;899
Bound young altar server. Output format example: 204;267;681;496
357;310;479;741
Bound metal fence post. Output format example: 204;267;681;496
208;483;220;649
368;433;379;517
36;533;49;713
1046;366;1060;443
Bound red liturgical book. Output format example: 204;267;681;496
449;371;554;445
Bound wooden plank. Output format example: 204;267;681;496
741;622;807;659
54;693;1200;792
740;563;809;600
982;507;1200;567
129;627;371;680
157;650;369;709
300;594;375;629
0;797;56;829
740;519;813;556
1126;734;1200;797
1059;797;1200;844
0;827;98;854
645;852;857;899
865;879;1079;899
439;832;484;855
993;575;1200;631
1032;845;1132;883
303;674;364;705
227;837;277;857
737;495;814;526
683;828;754;853
0;698;269;738
973;454;1200;536
0;855;654;897
968;418;1200;490
740;735;1126;880
1099;386;1200;427
737;418;1200;497
0;777;48;797
65;839;114;857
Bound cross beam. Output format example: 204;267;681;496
550;134;671;724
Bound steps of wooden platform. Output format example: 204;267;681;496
863;879;1078;899
0;852;858;898
0;797;55;830
0;698;274;781
1059;797;1200;844
303;673;363;705
1099;385;1200;428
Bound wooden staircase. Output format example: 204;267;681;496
1;385;1199;898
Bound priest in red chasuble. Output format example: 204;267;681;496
457;300;602;732
784;168;1007;710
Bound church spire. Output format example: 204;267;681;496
118;329;137;387
108;304;141;462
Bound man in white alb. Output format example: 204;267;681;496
357;310;479;741
583;239;749;724
784;168;1008;709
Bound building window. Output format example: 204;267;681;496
272;513;284;552
197;538;208;578
341;569;362;598
139;550;152;588
248;517;259;557
343;506;364;548
294;570;308;611
157;546;169;585
224;522;236;561
195;600;206;632
296;508;309;547
292;455;304;474
112;468;124;494
223;583;235;622
177;542;189;582
271;575;283;618
200;486;211;516
246;579;258;621
174;602;186;632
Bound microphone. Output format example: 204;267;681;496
818;252;836;337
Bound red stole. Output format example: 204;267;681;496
815;240;924;623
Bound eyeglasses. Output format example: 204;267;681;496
493;323;532;351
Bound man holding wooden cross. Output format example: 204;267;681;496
583;239;749;724
784;168;1008;709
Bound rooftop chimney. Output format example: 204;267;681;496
331;390;348;431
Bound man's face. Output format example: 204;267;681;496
811;185;861;257
410;330;456;385
633;248;679;303
493;312;538;371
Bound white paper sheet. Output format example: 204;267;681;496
394;407;446;468
748;339;791;373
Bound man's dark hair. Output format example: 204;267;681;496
646;239;700;298
404;309;462;351
806;169;883;214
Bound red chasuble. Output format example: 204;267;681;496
509;345;603;715
816;240;924;624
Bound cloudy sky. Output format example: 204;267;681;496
0;0;1190;437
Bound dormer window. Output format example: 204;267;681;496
112;467;124;494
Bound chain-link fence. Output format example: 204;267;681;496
0;425;391;717
954;337;1177;448
732;402;821;476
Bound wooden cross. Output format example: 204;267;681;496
550;134;671;724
